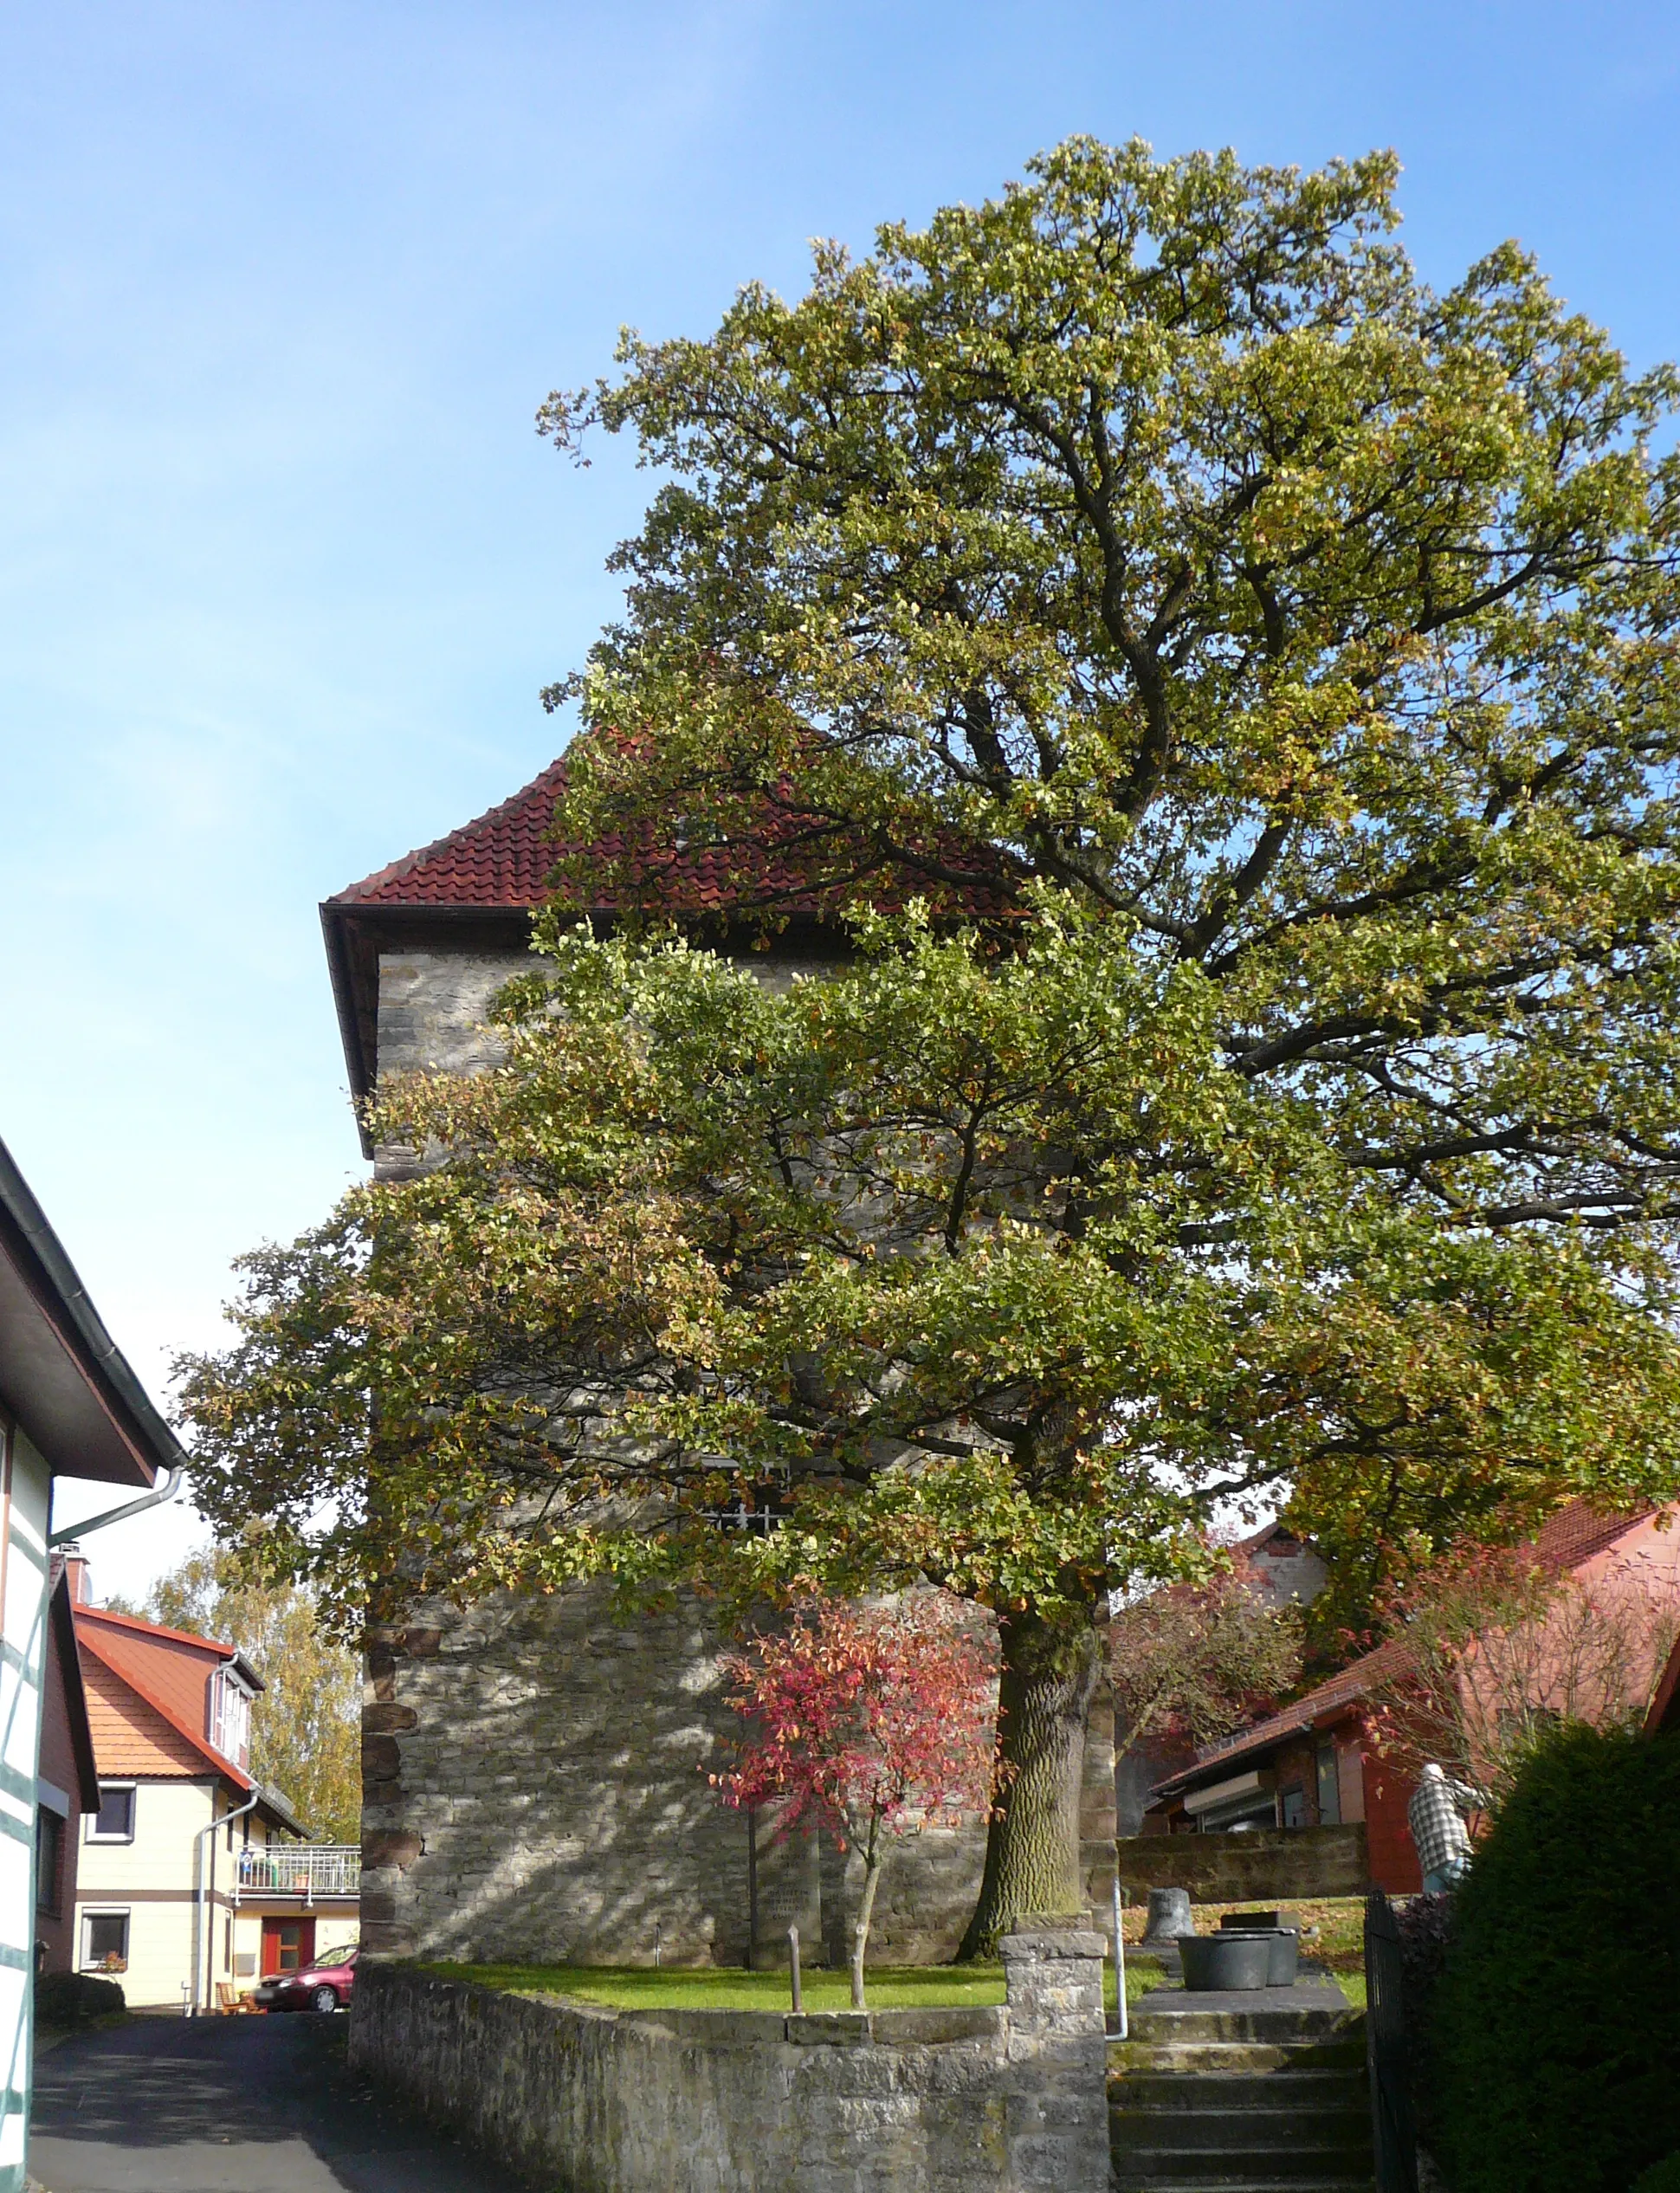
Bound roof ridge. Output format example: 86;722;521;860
329;755;571;908
78;1604;236;1659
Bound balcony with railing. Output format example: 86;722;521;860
235;1845;361;1900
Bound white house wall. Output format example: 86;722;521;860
0;1434;48;2190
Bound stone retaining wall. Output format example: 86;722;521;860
349;1926;1111;2193
1115;1823;1369;1904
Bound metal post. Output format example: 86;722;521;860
787;1925;802;2014
654;1920;662;1969
1111;1878;1128;2040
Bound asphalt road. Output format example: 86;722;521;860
30;2012;527;2193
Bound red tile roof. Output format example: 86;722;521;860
327;749;1012;920
332;759;573;911
1152;1634;1416;1796
75;1608;254;1791
1529;1500;1657;1575
1153;1501;1665;1797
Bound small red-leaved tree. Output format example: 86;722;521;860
714;1594;998;2009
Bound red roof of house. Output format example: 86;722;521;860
326;748;1013;921
1151;1634;1417;1797
1152;1501;1665;1798
69;1605;307;1824
1528;1501;1656;1575
74;1605;258;1795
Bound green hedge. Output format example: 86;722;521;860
1432;1723;1680;2193
35;1970;125;2025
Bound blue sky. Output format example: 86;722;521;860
3;0;1678;1584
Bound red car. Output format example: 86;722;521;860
253;1944;359;2015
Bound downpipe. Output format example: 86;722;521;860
1110;1879;1128;2041
192;1787;261;2014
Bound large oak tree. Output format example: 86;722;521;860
182;140;1680;1949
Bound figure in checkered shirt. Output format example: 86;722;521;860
1407;1763;1483;1892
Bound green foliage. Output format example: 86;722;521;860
112;1546;360;1841
175;139;1680;1921
177;915;1679;1639
1110;1549;1303;1758
1632;2159;1680;2193
1431;1724;1680;2193
35;1970;124;2025
534;135;1680;1629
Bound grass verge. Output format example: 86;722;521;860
419;1955;1173;2017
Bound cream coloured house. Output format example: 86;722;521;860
67;1562;359;2011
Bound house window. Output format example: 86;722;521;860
1315;1742;1341;1826
1198;1795;1276;1834
88;1784;135;1841
35;1809;62;1917
83;1912;129;1971
1279;1782;1308;1828
209;1666;254;1770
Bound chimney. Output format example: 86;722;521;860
61;1550;93;1607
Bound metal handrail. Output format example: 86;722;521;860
235;1845;361;1898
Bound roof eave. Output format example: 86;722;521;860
319;902;377;1160
1150;1697;1367;1801
256;1787;312;1840
0;1136;178;1487
49;1568;101;1811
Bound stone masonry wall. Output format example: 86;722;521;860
361;945;1117;1969
364;1583;1117;1967
348;1925;1111;2193
1114;1822;1370;1905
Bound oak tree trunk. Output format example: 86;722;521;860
957;1609;1101;1960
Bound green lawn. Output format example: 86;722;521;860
420;1954;1172;2015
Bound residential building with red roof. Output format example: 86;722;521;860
63;1557;357;2010
1143;1502;1680;1892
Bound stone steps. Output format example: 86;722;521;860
1119;2071;1367;2112
1112;2133;1373;2180
1117;2040;1366;2075
1110;1983;1373;2193
1111;2182;1374;2193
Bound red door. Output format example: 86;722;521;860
261;1917;316;1976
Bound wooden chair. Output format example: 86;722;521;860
215;1982;255;2015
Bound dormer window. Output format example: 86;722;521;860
210;1665;255;1769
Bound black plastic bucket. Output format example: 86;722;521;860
1178;1931;1273;1991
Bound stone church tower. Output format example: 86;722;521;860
321;754;1117;1967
